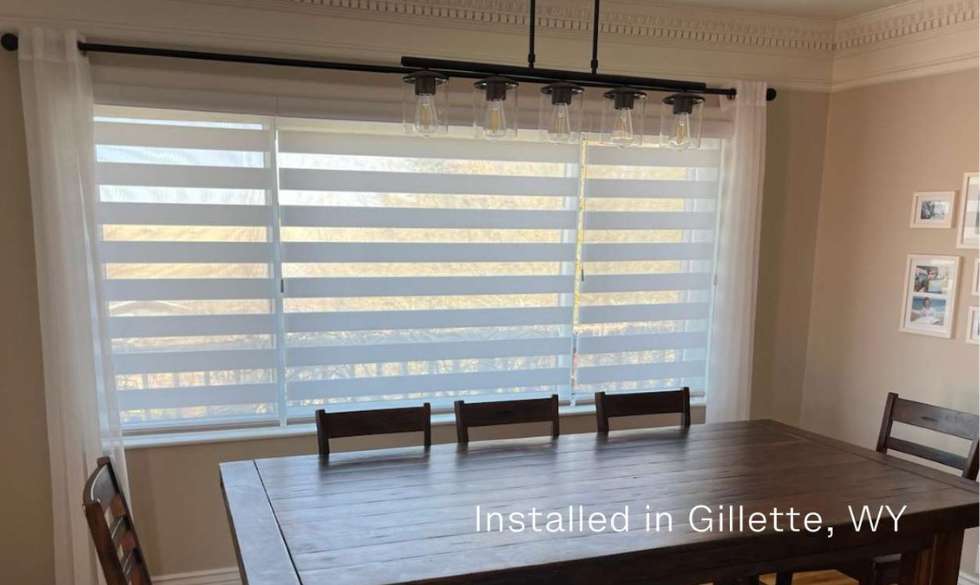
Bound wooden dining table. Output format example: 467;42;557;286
220;419;978;585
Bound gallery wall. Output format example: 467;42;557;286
801;68;980;574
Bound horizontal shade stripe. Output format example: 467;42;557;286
109;314;277;338
575;360;707;385
95;122;269;151
582;243;714;262
280;168;578;196
280;206;577;229
111;348;276;374
576;331;708;355
580;272;713;293
287;367;571;400
117;383;277;410
97;163;274;189
284;275;574;297
287;337;570;366
97;202;271;226
284;307;572;332
587;146;721;167
578;302;710;324
584;211;716;230
585;179;719;199
105;278;277;300
278;131;578;163
100;241;274;263
282;242;576;263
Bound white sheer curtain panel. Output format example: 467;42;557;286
706;80;768;423
18;28;126;585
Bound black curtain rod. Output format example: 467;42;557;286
0;33;777;101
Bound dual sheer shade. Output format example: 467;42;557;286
93;106;721;432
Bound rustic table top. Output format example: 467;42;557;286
220;419;978;585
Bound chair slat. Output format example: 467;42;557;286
83;457;152;585
454;395;560;444
315;403;431;457
890;395;979;440
886;437;968;471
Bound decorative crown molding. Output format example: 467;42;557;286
206;0;837;53
202;0;980;55
834;0;979;51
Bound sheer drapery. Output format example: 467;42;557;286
18;28;126;585
706;80;768;423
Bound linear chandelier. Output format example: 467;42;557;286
1;0;776;149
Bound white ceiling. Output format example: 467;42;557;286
622;0;907;19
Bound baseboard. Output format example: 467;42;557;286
154;567;241;585
153;566;978;585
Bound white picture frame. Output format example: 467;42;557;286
968;307;980;344
910;191;956;228
900;254;961;338
973;258;980;296
956;172;980;248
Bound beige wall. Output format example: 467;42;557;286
800;68;980;573
752;90;830;424
0;52;54;584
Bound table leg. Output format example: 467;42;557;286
900;531;965;585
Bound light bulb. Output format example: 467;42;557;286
414;94;440;136
611;107;635;144
668;112;693;149
546;102;573;142
483;99;508;138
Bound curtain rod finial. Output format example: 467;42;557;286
1;33;18;51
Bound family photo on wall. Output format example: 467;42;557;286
901;171;979;341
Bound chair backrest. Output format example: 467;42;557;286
595;387;691;433
454;395;560;444
315;403;432;456
876;392;980;480
83;457;152;585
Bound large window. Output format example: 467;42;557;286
94;106;722;432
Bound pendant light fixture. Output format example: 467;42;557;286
402;70;448;136
473;76;519;139
601;87;646;146
539;82;584;143
661;93;705;150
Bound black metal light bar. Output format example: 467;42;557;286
0;32;777;101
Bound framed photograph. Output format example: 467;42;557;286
968;307;980;344
900;254;961;338
910;191;956;228
973;259;980;296
956;172;980;248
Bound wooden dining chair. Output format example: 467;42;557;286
84;457;152;585
315;403;432;457
595;387;691;433
454;395;560;444
773;392;979;585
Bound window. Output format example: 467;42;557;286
94;107;722;432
